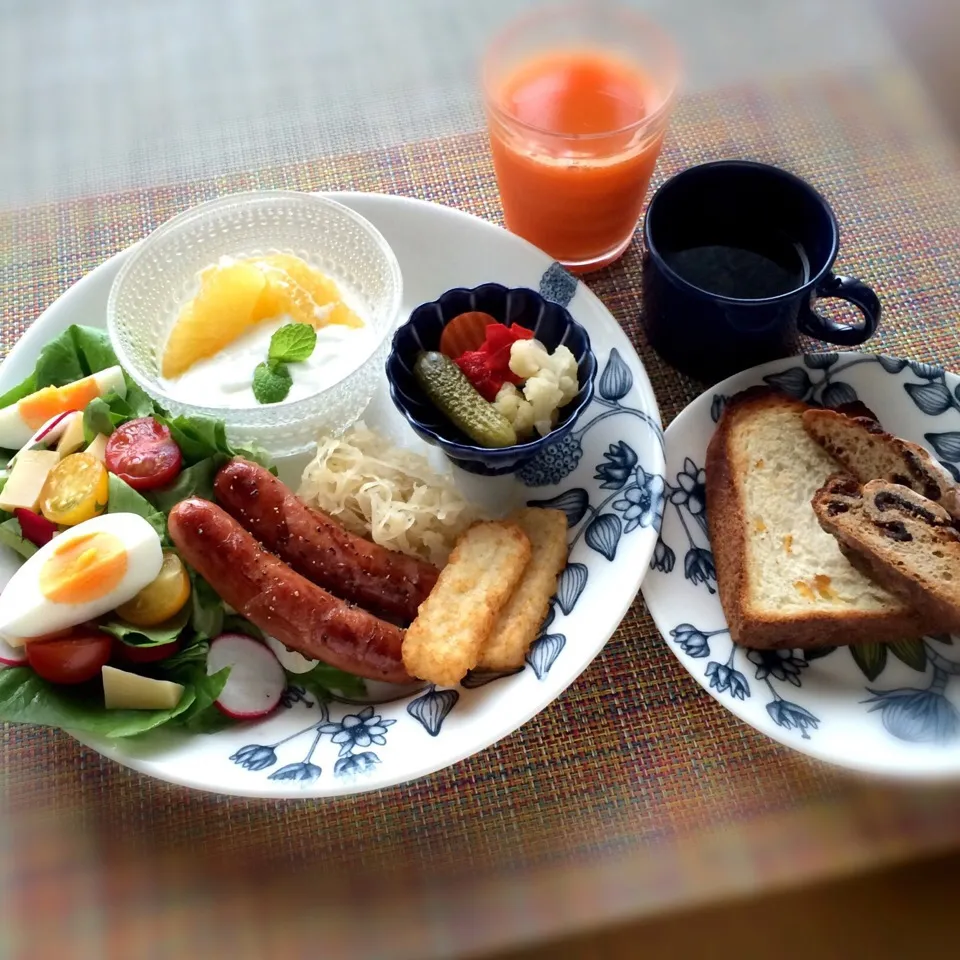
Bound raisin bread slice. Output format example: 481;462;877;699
706;388;934;649
812;476;960;632
802;407;960;521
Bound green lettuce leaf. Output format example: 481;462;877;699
221;614;264;641
0;518;37;559
0;374;37;411
160;638;211;680
234;441;274;470
187;571;225;641
158;414;230;465
153;639;231;733
82;396;121;441
34;326;119;390
293;661;367;701
175;667;232;733
107;474;166;540
146;458;218;515
0;667;197;738
98;605;190;648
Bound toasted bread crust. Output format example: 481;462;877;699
707;389;933;649
813;476;960;632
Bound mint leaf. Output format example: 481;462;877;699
268;323;317;364
252;360;292;404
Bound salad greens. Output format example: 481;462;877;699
0;667;200;738
0;324;363;738
0;518;37;559
107;474;167;540
294;661;367;702
98;605;191;648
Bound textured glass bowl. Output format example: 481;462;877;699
107;191;402;459
387;283;596;475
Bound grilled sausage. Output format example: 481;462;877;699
214;458;438;623
168;497;411;684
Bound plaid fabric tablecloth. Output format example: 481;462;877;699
2;63;960;959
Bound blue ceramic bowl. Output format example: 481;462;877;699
387;283;597;475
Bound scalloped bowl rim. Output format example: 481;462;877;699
106;190;403;420
387;284;597;457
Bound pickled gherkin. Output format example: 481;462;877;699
414;352;517;448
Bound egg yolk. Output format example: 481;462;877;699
18;377;101;430
39;531;127;605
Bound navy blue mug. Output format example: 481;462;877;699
641;160;881;383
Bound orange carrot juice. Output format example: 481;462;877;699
484;8;677;272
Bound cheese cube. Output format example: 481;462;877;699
102;666;185;710
0;450;59;512
56;414;87;458
85;434;108;462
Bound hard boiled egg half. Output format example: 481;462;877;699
0;513;163;640
0;366;126;449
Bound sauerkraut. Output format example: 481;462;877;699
298;422;476;565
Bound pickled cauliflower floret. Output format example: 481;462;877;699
493;339;579;439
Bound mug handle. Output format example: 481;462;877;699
797;273;881;346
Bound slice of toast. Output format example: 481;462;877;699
706;388;935;648
802;407;960;521
813;476;960;632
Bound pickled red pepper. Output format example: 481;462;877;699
454;324;534;401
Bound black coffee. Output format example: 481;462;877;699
664;235;809;300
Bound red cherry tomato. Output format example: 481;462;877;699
113;639;179;665
105;418;182;491
26;630;112;685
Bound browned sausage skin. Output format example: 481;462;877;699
214;458;438;623
168;498;412;684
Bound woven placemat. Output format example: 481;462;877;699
2;64;960;958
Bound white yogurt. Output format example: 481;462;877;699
159;316;376;408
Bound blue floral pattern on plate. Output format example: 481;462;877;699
222;262;666;788
643;351;960;777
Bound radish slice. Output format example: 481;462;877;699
9;411;80;467
0;636;26;666
264;634;318;674
15;509;58;548
208;633;285;719
36;410;80;445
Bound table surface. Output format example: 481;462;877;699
3;2;960;957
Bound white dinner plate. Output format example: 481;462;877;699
642;352;960;779
0;193;665;797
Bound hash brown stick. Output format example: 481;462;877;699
402;521;531;687
477;508;568;670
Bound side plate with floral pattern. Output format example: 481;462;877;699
642;352;960;779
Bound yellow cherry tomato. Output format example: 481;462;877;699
39;452;108;526
115;551;191;627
